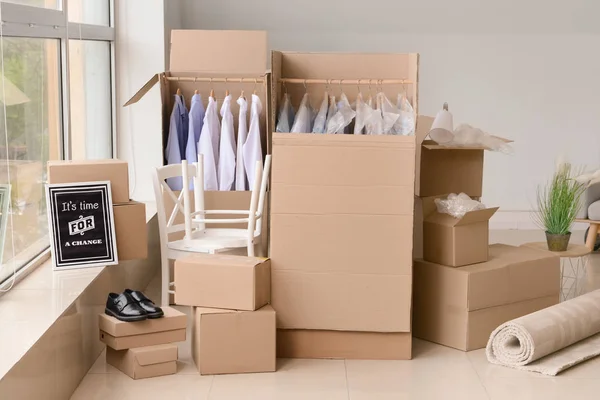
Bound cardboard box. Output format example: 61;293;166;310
277;329;412;360
423;205;498;267
270;52;420;333
175;254;270;310
113;201;148;261
192;305;276;375
106;344;178;380
413;244;560;351
99;307;187;350
47;159;129;204
0;160;43;204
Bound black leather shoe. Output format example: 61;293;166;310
125;289;164;319
105;292;148;322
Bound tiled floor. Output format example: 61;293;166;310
72;230;600;400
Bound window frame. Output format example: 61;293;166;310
0;0;116;290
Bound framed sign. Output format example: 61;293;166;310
46;181;118;270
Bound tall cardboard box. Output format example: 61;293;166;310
124;30;271;251
113;201;148;261
192;305;276;375
423;206;498;267
270;52;419;358
413;244;560;351
47;159;129;204
174;253;270;310
106;344;178;380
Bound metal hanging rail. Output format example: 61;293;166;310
164;77;265;83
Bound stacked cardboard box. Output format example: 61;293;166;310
270;52;423;360
47;159;147;261
412;136;561;351
174;254;276;375
98;307;187;379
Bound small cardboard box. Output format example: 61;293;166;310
99;307;187;350
175;254;270;311
114;201;148;261
277;329;412;360
413;244;560;351
192;305;276;375
47;159;129;204
423;205;498;267
106;344;178;380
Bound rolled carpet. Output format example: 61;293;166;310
486;289;600;375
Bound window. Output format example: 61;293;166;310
0;0;115;286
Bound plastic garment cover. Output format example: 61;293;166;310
396;94;416;135
312;92;329;133
354;93;375;135
218;95;236;191
291;93;314;133
235;96;248;191
435;193;486;219
326;93;356;134
325;95;337;133
448;124;513;154
364;95;383;135
243;94;263;188
275;93;296;133
197;97;220;190
377;92;401;134
185;93;205;164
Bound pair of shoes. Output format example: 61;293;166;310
105;289;164;322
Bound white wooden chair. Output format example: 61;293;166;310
152;155;272;306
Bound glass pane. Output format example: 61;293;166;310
0;37;61;283
68;0;109;26
2;0;60;9
69;40;112;160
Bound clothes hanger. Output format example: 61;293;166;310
253;78;258;95
176;88;182;96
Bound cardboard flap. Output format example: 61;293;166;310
455;207;499;226
422;136;513;150
123;74;160;107
170;30;267;74
424;211;462;227
416;115;435;146
133;345;178;366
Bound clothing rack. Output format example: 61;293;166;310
278;78;413;85
164;76;265;83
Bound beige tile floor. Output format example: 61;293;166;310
72;230;600;400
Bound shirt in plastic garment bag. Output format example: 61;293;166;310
325;95;337;132
378;92;401;134
197;96;220;191
185;93;205;164
354;93;378;135
243;94;263;188
396;93;416;135
165;94;187;190
365;95;383;135
326;93;355;134
235;96;248;191
312;92;329;134
218;94;236;191
275;93;296;133
291;93;314;133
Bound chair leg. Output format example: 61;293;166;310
161;255;170;307
586;223;599;251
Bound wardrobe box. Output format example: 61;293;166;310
192;305;276;375
106;344;178;380
277;329;412;360
413;244;560;351
270;52;419;335
47;159;129;204
423;206;499;267
99;307;187;350
113;201;148;261
0;160;43;204
174;254;270;310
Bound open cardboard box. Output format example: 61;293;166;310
124;30;272;251
270;52;420;348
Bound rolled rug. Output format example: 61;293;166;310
486;289;600;375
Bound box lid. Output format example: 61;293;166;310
421;136;513;151
425;207;499;227
196;304;274;317
98;306;187;337
178;253;269;268
130;344;178;366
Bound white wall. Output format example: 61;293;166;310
180;0;600;228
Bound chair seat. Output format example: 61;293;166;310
168;228;258;254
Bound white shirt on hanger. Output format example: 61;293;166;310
235;96;248;191
243;94;263;188
218;94;236;191
185;93;205;163
197;96;220;190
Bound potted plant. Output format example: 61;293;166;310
534;163;586;251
